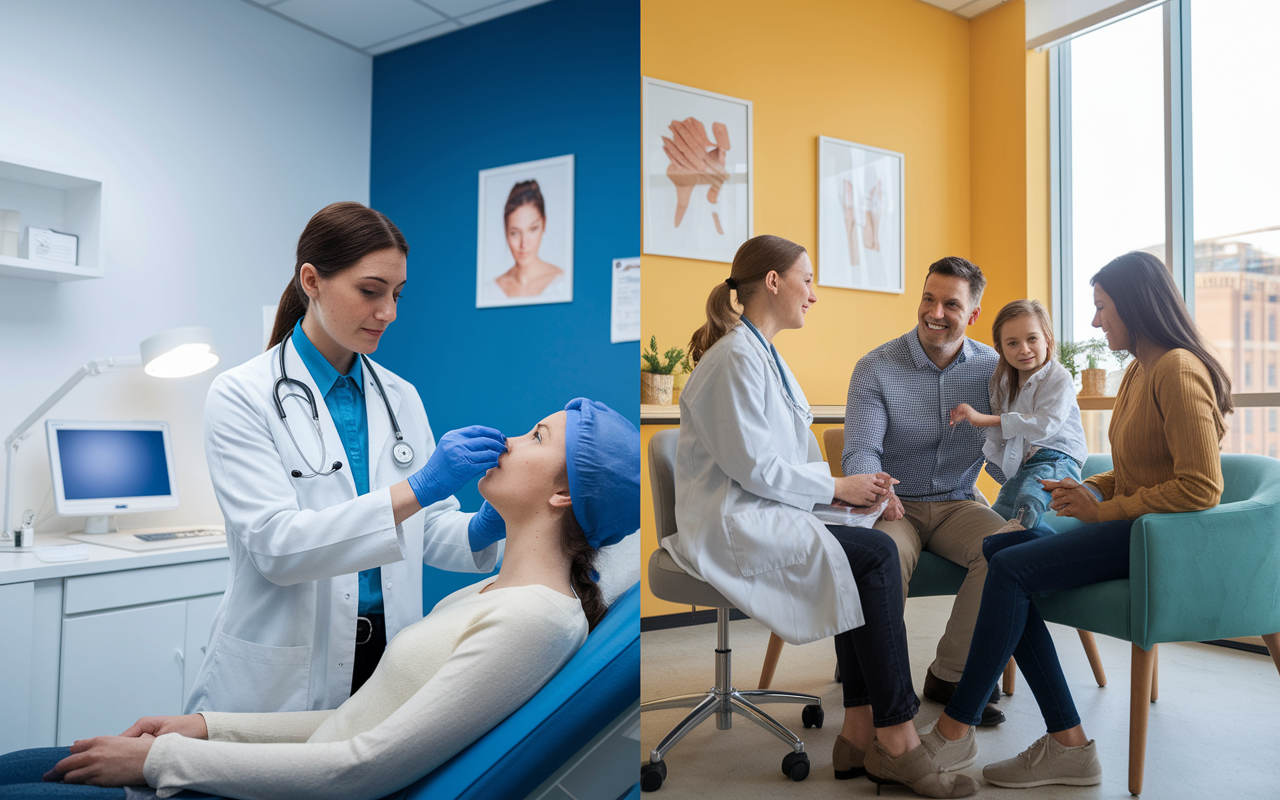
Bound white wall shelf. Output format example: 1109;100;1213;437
0;156;104;281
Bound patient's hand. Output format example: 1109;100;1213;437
46;735;154;786
120;714;208;740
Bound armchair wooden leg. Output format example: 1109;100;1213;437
1002;658;1016;695
1078;630;1107;687
1263;632;1280;678
758;632;785;690
1151;645;1158;702
1129;643;1157;796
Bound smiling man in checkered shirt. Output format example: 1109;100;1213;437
842;256;1012;727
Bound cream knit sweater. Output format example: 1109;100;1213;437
142;580;587;800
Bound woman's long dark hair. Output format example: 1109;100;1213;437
560;510;606;631
267;202;409;350
1091;251;1233;416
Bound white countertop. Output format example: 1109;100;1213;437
0;531;228;585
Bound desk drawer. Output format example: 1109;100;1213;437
64;560;229;614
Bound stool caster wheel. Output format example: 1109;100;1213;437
802;704;824;729
781;751;810;782
640;760;667;792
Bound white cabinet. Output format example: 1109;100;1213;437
53;560;227;745
58;601;189;744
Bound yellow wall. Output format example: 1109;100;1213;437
640;0;1049;618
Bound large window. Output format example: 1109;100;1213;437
1055;0;1280;457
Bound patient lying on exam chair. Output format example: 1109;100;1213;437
0;399;640;800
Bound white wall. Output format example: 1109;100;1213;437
0;0;372;533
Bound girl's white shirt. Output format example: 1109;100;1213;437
983;359;1089;481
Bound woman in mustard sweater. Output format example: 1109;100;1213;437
907;251;1232;792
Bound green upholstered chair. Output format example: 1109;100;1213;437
1036;452;1280;795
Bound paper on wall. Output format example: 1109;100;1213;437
611;257;640;343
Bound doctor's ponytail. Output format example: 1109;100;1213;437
688;235;807;364
267;202;409;350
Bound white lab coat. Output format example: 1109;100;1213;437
663;325;864;646
184;338;501;714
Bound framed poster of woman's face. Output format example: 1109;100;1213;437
642;77;752;264
476;154;574;308
817;136;905;294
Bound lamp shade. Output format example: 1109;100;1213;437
140;327;219;377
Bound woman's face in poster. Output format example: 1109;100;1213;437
506;203;545;266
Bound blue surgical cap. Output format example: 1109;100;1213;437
564;398;640;549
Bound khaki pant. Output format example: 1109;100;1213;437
873;499;1007;683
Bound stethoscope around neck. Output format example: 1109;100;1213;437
273;330;415;478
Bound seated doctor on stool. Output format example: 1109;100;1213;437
662;235;974;798
186;202;511;715
0;399;640;800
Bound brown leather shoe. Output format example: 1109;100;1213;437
833;734;866;779
865;740;977;798
922;668;1005;726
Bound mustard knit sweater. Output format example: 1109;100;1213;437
1084;349;1226;521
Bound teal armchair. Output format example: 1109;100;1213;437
1039;453;1280;795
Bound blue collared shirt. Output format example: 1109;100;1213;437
842;329;1005;501
740;315;797;406
292;318;383;615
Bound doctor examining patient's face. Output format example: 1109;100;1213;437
299;247;407;368
478;410;571;524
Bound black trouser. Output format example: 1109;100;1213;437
828;525;920;728
351;612;386;695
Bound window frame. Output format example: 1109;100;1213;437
1051;0;1278;413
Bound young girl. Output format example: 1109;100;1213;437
950;300;1087;534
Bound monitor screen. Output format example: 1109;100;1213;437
56;429;172;499
46;420;180;518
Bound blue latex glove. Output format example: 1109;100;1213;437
467;500;506;551
408;425;507;508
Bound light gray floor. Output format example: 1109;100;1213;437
641;596;1280;799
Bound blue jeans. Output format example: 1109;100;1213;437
990;449;1082;529
0;748;224;799
942;519;1132;733
827;525;921;727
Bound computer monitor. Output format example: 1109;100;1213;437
46;420;180;533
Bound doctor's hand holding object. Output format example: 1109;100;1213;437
407;425;508;508
833;471;898;507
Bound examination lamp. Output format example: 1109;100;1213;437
2;326;219;543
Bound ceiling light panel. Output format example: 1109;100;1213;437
272;0;446;49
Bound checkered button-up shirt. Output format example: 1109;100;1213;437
842;329;1004;501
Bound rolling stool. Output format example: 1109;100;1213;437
640;429;822;792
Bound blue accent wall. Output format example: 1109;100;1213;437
370;0;639;610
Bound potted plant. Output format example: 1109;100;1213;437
1057;340;1083;386
641;336;685;405
1078;338;1110;396
672;354;694;405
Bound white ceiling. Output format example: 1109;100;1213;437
242;0;553;56
917;0;1011;19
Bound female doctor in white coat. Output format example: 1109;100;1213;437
664;235;974;798
185;202;511;715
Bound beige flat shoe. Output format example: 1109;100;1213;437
833;734;866;780
865;739;977;798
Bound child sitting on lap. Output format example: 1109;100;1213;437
950;300;1088;533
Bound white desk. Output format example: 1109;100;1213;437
0;532;228;752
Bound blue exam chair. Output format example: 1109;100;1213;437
385;581;641;800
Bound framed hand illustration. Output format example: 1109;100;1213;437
817;136;904;294
476;154;574;308
642;77;752;263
